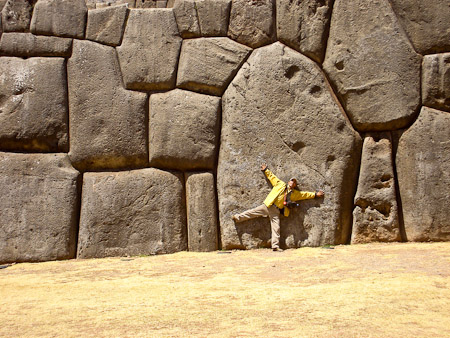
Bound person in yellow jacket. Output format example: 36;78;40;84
232;163;324;252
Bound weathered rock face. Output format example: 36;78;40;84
186;172;218;251
117;9;182;91
149;89;221;170
77;169;187;258
173;0;200;38
0;57;68;152
177;37;252;96
351;133;401;244
86;4;128;46
218;42;362;249
135;0;167;7
68;40;148;171
228;0;275;49
389;0;450;55
0;152;80;263
0;32;72;57
276;0;332;63
31;0;87;38
422;53;450;113
1;0;34;33
396;107;450;242
323;0;421;132
196;0;231;37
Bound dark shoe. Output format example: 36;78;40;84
272;247;284;252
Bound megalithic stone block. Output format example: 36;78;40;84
1;0;34;33
86;4;128;46
0;33;72;57
196;0;231;37
422;53;450;113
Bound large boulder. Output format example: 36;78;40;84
77;169;187;258
176;37;252;96
0;152;80;264
1;0;34;32
186;172;218;251
396;107;450;242
0;57;68;152
276;0;332;63
68;40;148;171
228;0;275;49
389;0;450;54
422;53;450;113
149;89;221;170
351;133;401;244
86;4;128;46
218;42;362;249
323;0;421;132
196;0;231;37
0;32;72;57
31;0;87;38
117;9;182;91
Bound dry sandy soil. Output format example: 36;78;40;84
1;242;449;338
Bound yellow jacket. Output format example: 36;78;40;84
262;168;316;217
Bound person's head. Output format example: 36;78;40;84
288;178;298;189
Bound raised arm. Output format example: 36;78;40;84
261;163;283;187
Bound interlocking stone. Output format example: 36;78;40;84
196;0;231;37
0;152;80;264
396;107;450;242
351;133;401;244
422;53;450;113
218;42;362;249
0;57;68;152
323;0;421;132
0;32;72;57
177;37;252;96
149;89;221;170
86;4;128;46
1;0;34;32
77;169;187;258
186;172;218;252
173;0;200;38
135;0;167;7
117;9;182;91
68;40;148;171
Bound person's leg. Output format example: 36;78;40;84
268;205;281;250
233;204;269;222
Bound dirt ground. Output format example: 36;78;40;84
1;242;449;338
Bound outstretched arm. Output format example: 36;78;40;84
260;163;283;187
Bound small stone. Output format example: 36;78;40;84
422;53;450;113
173;0;200;38
196;0;231;37
86;4;128;46
1;0;34;33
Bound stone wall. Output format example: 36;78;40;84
0;0;449;263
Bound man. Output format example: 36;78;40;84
232;163;324;252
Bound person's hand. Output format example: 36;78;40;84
261;163;267;171
316;190;324;198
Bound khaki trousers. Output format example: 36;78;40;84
234;204;281;249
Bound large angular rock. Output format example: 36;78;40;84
77;169;187;258
117;9;182;91
351;133;401;244
68;40;148;171
276;0;332;63
228;0;275;49
422;53;450;113
396;107;450;242
0;33;72;57
196;0;231;37
173;0;200;38
186;172;218;251
1;0;34;32
86;4;128;46
31;0;87;38
389;0;450;54
0;57;68;152
149;89;220;170
177;37;252;96
218;42;362;249
0;153;80;264
323;0;421;132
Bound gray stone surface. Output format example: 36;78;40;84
177;37;251;96
323;0;421;132
135;0;167;7
173;0;200;38
0;32;72;56
396;107;450;242
117;9;181;91
186;172;218;251
31;0;87;38
86;4;128;46
228;0;275;49
0;152;80;264
422;53;450;113
218;42;362;249
149;89;221;170
276;0;332;63
68;40;148;171
77;168;187;258
389;0;450;54
1;0;34;32
196;0;231;37
0;57;68;152
351;133;401;244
